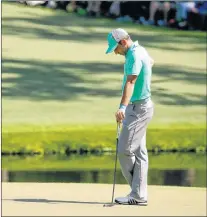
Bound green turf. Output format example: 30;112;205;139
2;2;206;130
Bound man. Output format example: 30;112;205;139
105;28;154;206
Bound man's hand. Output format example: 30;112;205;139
115;107;126;123
115;75;136;123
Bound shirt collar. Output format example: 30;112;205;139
125;41;139;57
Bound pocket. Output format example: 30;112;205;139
133;103;146;114
123;105;137;126
130;104;138;116
133;103;153;122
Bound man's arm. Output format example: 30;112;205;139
120;75;137;106
115;54;141;123
115;75;137;123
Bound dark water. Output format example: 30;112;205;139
2;153;206;187
2;168;206;187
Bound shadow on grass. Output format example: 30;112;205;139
6;198;105;205
2;4;206;51
2;58;206;106
2;58;122;100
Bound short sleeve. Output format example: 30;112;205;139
126;53;142;76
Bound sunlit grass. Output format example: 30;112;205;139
2;2;206;131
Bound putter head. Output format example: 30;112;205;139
103;203;114;207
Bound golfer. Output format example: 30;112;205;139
106;28;154;205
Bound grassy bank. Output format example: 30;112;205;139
2;125;206;154
2;153;206;187
2;153;206;171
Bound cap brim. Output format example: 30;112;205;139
105;43;118;54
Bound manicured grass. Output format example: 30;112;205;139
2;2;206;127
2;3;206;153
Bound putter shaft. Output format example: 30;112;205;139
111;123;120;204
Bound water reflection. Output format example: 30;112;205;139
2;153;206;187
163;169;196;186
2;168;206;187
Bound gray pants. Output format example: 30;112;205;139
118;98;154;201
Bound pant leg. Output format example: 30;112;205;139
178;2;195;20
118;99;154;200
87;1;93;12
94;1;101;13
118;104;137;188
130;131;149;201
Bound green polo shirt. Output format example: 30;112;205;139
122;41;152;102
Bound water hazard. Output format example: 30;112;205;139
2;153;206;187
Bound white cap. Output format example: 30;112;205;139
111;28;129;42
105;28;129;54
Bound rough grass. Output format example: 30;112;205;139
2;126;206;154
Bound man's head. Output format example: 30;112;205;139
105;28;132;56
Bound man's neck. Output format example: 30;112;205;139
127;40;133;49
124;40;133;55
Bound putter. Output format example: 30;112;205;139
103;122;121;207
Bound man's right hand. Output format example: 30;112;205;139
115;108;125;123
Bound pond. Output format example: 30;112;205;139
2;153;206;187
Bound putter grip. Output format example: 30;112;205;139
116;123;120;139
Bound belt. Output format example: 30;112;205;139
129;97;150;105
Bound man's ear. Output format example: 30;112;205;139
120;39;127;46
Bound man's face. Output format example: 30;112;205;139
114;40;127;56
